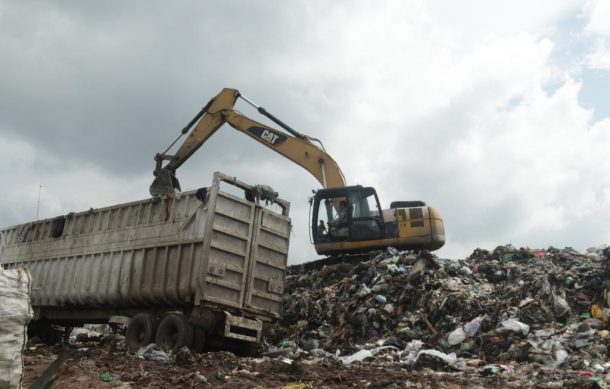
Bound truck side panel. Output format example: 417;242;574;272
1;191;207;311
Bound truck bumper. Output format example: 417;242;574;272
223;311;262;343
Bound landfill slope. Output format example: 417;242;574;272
268;245;610;385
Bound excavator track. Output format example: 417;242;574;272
287;251;383;274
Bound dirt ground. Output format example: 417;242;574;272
21;338;598;388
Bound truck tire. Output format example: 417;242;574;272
156;313;193;353
126;313;158;353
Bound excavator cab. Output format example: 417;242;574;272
312;186;446;256
312;186;385;246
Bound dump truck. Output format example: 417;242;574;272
0;172;291;353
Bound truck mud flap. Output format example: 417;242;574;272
222;311;262;343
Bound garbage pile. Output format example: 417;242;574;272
270;245;610;382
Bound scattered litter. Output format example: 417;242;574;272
340;349;373;365
136;343;170;362
99;372;114;382
447;327;466;345
500;318;530;335
463;316;482;337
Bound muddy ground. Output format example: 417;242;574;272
22;338;598;388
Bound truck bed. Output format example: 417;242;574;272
0;172;291;324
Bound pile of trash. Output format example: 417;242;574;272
270;245;610;382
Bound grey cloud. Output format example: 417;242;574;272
0;1;319;176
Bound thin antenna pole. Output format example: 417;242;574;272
36;185;42;220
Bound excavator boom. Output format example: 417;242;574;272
152;88;345;195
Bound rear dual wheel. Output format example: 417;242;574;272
126;312;205;353
126;313;158;353
155;313;194;353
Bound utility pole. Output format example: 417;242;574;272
36;185;42;220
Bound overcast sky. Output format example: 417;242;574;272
1;0;609;263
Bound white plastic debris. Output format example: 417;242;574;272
339;346;398;365
0;267;33;389
400;341;458;367
382;304;394;314
340;349;373;365
552;292;570;317
464;316;482;337
547;342;569;368
519;298;535;307
415;350;458;365
500;318;530;335
534;328;554;338
400;340;424;363
136;343;170;362
447;327;467;345
71;325;107;341
357;284;372;297
404;340;423;352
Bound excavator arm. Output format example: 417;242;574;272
151;88;345;195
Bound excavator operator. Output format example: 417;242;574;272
328;200;349;239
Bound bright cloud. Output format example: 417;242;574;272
584;0;610;70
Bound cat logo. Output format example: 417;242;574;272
247;126;287;147
261;129;279;144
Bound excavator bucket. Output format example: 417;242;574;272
149;169;180;196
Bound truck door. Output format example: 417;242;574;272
243;207;291;318
198;173;290;318
199;190;257;309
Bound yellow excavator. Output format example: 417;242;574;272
150;88;445;255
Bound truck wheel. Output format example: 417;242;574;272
156;313;193;353
126;313;158;353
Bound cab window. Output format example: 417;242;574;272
347;188;384;241
349;189;380;219
313;196;349;242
